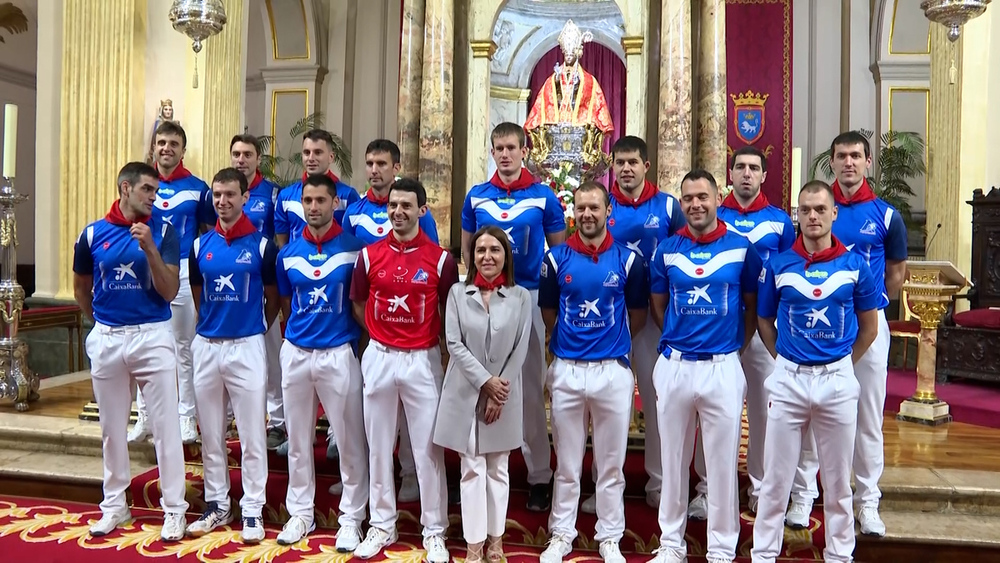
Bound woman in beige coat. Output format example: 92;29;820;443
433;225;532;563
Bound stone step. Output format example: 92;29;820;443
0;412;156;465
0;448;152;488
879;466;1000;516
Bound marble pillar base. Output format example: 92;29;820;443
897;397;952;426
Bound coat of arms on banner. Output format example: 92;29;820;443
732;90;769;145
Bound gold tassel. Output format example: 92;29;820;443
193;55;199;89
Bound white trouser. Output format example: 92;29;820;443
632;321;662;494
460;424;510;544
280;341;368;527
192;333;269;517
547;358;633;542
693;333;774;501
264;319;284;429
791;311;890;507
752;355;860;563
362;342;448;536
654;351;745;561
398;408;416;478
522;289;553;486
87;321;189;515
137;265;196;418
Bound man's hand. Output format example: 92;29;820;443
130;223;155;253
484;396;504;424
482;376;510;404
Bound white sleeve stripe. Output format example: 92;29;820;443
624;251;636;275
259;237;268;258
548;254;558;274
362;247;370;272
883;208;894;230
85;226;94;247
665;198;674;219
436;249;448;275
193;237;201;258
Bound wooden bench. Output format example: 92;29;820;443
18;305;84;373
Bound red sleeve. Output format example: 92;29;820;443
437;252;459;306
349;250;371;302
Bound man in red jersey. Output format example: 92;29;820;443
349;178;458;562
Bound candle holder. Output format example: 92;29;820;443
0;176;38;411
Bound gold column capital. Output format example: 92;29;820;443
489;85;530;102
621;36;644;56
470;39;497;60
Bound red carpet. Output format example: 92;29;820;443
887;367;1000;427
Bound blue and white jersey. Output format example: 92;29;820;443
718;204;794;263
343;196;440;245
462;181;566;289
758;248;881;365
649;228;762;355
607;192;685;266
276;231;364;349
152;169;214;260
244;175;279;238
538;242;648;364
274;174;360;243
189;228;278;339
833;197;908;309
73;218;179;327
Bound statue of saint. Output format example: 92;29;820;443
146;99;178;164
524;20;614;136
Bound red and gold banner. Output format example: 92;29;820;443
726;0;793;210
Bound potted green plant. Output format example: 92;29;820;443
0;3;28;43
256;112;352;187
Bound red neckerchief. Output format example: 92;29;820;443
366;188;389;205
676;221;728;244
792;235;849;268
566;230;615;263
301;170;341;185
105;201;150;226
489;168;535;196
610;180;658;207
386;228;430;255
721;191;769;214
301;221;343;253
473;271;507;291
215;214;258;246
249;170;264;191
155;161;193;182
831;178;877;205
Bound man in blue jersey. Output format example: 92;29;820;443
579;135;684;514
72;162;188;541
231;133;286;451
787;132;907;536
275;129;361;247
185;168;280;543
688;146;795;519
538;182;648;563
130;121;214;445
753;180;880;563
275;174;368;550
461;121;567;511
647;170;762;563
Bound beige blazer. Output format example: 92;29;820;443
433;282;532;455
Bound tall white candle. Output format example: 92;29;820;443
789;147;802;207
2;104;16;178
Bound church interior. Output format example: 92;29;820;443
0;0;1000;561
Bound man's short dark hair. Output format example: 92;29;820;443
230;134;262;155
611;136;648;163
303;129;336;150
155;121;188;148
830;131;871;160
390;177;427;207
366;139;401;164
681;169;718;191
731;146;767;172
800;179;835;204
303;173;339;199
575;180;611;207
117;162;158;196
212;167;249;194
491;122;526;148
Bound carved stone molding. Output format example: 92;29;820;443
470;39;498;59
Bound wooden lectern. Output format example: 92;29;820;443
896;260;968;426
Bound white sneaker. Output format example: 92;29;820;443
784;501;812;529
423;534;450;563
335;524;363;552
646;490;661;509
687;493;707;520
160;512;186;541
858;506;886;537
599;540;626;563
241;516;265;543
328;481;344;495
355;527;398;559
185;502;233;537
648;547;687;563
398;474;419;503
539;535;573;563
581;494;597;514
277;515;314;545
127;414;150;443
179;415;199;444
89;509;132;536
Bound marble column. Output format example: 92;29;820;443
657;0;693;194
197;0;246;176
55;0;146;300
696;0;728;185
398;0;426;177
419;0;454;247
622;36;646;137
